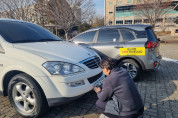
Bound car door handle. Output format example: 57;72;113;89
114;46;123;49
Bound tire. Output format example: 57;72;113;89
118;59;141;81
8;73;48;118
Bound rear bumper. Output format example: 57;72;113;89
145;55;162;70
154;55;162;69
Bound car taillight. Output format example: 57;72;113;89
154;61;157;67
145;41;158;49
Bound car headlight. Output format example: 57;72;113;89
43;62;84;75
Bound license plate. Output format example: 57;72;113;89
94;76;105;87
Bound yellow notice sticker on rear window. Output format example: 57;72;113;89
120;47;145;56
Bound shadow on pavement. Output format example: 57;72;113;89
137;60;178;118
41;60;178;118
2;60;177;118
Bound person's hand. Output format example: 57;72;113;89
93;87;101;93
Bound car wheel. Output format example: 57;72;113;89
8;73;48;118
118;59;141;81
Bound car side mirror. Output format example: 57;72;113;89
0;44;5;54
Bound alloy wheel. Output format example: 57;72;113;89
12;82;36;114
121;63;137;79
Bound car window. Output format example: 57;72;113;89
120;29;135;41
97;29;120;43
72;31;96;43
146;28;158;41
134;30;147;38
0;21;61;43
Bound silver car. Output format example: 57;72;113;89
71;25;162;80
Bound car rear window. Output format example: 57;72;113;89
134;30;147;38
146;28;158;41
0;21;60;43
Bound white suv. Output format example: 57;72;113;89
0;19;103;117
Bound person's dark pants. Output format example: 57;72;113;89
96;100;144;118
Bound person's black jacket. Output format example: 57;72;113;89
97;68;143;116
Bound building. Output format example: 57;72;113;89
105;0;178;31
172;3;178;35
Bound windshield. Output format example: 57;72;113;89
0;21;61;43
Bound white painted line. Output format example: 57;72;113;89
162;57;178;64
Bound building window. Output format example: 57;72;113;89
109;21;113;25
116;20;123;24
125;20;132;24
116;5;134;12
134;19;142;24
137;0;141;3
109;2;113;5
144;19;149;23
156;18;163;23
109;12;113;14
127;0;132;4
175;29;178;33
118;1;123;5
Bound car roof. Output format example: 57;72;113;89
0;18;29;23
86;24;152;32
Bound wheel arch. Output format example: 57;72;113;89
1;70;47;102
116;56;146;71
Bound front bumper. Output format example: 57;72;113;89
40;68;104;107
47;95;83;107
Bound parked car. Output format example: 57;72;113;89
0;19;104;117
71;25;162;80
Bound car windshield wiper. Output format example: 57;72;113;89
38;39;62;42
13;40;38;43
12;39;62;43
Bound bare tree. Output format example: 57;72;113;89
0;0;36;22
132;0;172;28
66;0;96;23
35;0;78;41
160;16;177;31
34;0;49;27
34;0;96;40
90;15;104;28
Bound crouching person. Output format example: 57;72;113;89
94;57;144;118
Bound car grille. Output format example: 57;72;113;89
80;56;100;69
87;72;103;83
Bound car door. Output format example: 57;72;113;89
71;31;97;48
92;29;125;59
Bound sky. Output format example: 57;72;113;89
93;0;105;16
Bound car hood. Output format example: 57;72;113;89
13;41;96;63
